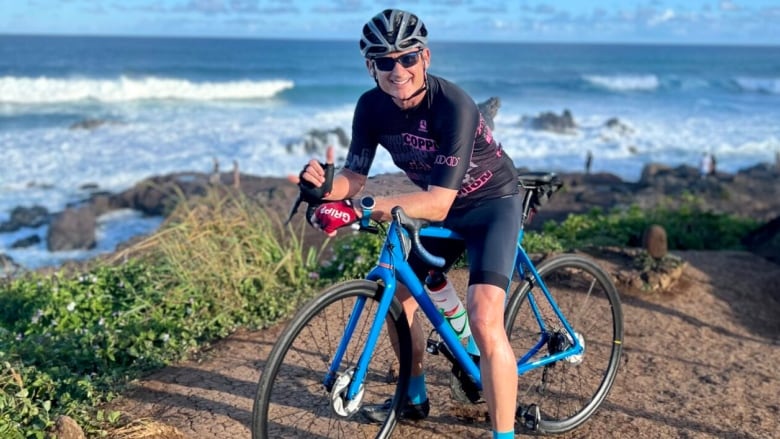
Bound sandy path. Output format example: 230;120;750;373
107;250;780;438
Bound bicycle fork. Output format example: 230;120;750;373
322;292;397;417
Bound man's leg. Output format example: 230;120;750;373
363;284;430;423
395;285;426;377
468;283;517;434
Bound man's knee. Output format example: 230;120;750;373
467;284;507;337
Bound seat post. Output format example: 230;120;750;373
520;188;536;229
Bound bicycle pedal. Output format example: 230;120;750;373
516;403;540;431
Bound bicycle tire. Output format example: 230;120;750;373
504;253;623;434
252;279;412;439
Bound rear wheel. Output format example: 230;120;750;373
505;254;623;434
252;280;412;439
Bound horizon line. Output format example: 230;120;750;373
2;32;779;49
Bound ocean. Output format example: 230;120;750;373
1;35;779;269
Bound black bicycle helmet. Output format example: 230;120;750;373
359;9;428;59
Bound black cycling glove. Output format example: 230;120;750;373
298;162;335;203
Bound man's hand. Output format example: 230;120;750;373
289;146;336;202
308;199;358;237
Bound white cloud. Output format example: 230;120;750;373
491;18;508;30
719;1;740;11
648;8;675;26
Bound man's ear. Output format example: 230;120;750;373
366;59;375;76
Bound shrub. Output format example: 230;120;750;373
319;228;384;281
0;189;324;437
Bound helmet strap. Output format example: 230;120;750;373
374;68;429;104
398;75;428;102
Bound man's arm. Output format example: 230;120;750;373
368;185;457;222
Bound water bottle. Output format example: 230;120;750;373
424;271;481;356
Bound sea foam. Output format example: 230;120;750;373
734;76;780;94
583;74;660;92
0;75;295;103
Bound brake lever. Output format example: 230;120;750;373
285;194;303;225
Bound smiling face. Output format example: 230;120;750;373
367;47;430;110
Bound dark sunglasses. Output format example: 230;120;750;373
373;50;423;72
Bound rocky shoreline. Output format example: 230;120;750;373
2;157;779;278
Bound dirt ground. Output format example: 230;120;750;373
106;249;780;439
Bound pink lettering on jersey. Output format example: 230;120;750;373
403;133;437;151
481;117;494;144
434;154;460;167
457;170;494;197
419;119;428;133
475;116;494;145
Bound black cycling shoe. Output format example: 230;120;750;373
361;398;430;424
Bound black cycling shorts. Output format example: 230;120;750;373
409;193;523;291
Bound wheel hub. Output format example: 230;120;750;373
548;330;585;364
330;369;364;418
565;331;585;364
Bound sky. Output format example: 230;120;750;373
1;0;779;45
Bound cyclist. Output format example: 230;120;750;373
291;9;522;438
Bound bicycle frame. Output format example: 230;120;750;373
327;217;583;403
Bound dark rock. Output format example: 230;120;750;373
639;163;674;184
69;118;109;130
26;181;54;189
49;415;86;439
0;205;49;232
604;117;633;135
0;253;21;278
639;163;705;189
478;96;501;130
80;182;100;190
583;172;625;186
47;207;97;251
11;234;41;249
643;225;668;259
574;189;619;207
286;127;350;158
112;173;212;216
522;109;577;134
737;162;779;180
88;192;117;217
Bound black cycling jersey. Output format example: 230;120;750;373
345;74;518;210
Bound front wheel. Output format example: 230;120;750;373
505;254;623;434
252;280;412;439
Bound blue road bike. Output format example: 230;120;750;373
252;172;623;438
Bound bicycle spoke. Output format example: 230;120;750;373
253;281;411;439
505;254;623;434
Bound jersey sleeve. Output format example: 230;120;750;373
429;92;480;190
344;92;378;176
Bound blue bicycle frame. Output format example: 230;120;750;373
325;216;583;402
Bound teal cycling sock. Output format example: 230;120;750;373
406;373;427;404
493;430;514;438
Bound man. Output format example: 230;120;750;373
291;9;521;438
